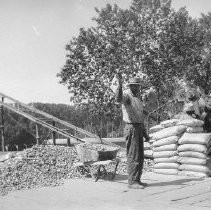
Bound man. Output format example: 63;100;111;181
116;74;149;189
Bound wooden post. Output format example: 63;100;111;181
52;121;56;145
106;121;109;138
74;128;78;141
35;124;40;145
100;118;103;139
111;120;114;138
0;97;5;152
67;138;71;146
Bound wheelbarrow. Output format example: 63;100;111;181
74;143;120;181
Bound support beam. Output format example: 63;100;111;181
0;91;97;138
67;138;71;146
0;97;5;152
52;121;56;145
35;124;40;145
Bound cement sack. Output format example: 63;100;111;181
153;151;177;158
179;164;211;174
154;168;178;175
144;142;151;150
153;144;177;152
144;149;153;159
160;119;179;128
178;170;210;178
207;147;211;156
150;125;186;141
177;144;207;153
154;162;179;169
154;156;178;163
178;151;207;159
174;113;195;120
186;126;204;133
177;119;204;127
177;157;207;165
178;133;211;145
149;124;164;134
153;136;179;147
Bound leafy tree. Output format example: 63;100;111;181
183;13;211;94
58;0;207;123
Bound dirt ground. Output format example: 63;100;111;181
0;172;211;210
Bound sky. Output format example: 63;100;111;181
0;0;211;105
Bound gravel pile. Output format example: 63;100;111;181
0;145;79;196
0;145;153;196
79;143;118;151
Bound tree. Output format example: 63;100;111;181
58;0;209;127
183;13;211;94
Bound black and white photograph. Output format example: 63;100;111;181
0;0;211;209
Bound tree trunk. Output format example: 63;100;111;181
204;62;210;94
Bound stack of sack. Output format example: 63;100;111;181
177;119;211;177
150;119;186;175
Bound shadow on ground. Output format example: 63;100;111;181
114;174;128;181
147;178;203;187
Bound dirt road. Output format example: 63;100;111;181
0;172;211;210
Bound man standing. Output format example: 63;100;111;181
116;74;149;189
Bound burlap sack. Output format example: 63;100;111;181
177;144;207;153
154;162;179;169
153;151;177;158
154;156;178;163
149;124;164;134
153;136;179;147
154;168;178;175
160;119;179;128
178;170;209;178
186;127;204;133
178;151;207;159
150;125;186;140
177;119;204;127
153;144;177;152
178;133;211;145
177;157;207;165
179;164;211;173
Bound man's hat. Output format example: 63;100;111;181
128;78;141;85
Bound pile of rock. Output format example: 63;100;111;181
0;145;79;196
0;145;153;196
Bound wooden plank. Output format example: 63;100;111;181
52;121;56;145
35;124;40;145
0;97;5;152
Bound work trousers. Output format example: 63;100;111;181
124;123;144;185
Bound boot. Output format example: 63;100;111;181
138;181;148;187
128;182;144;189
